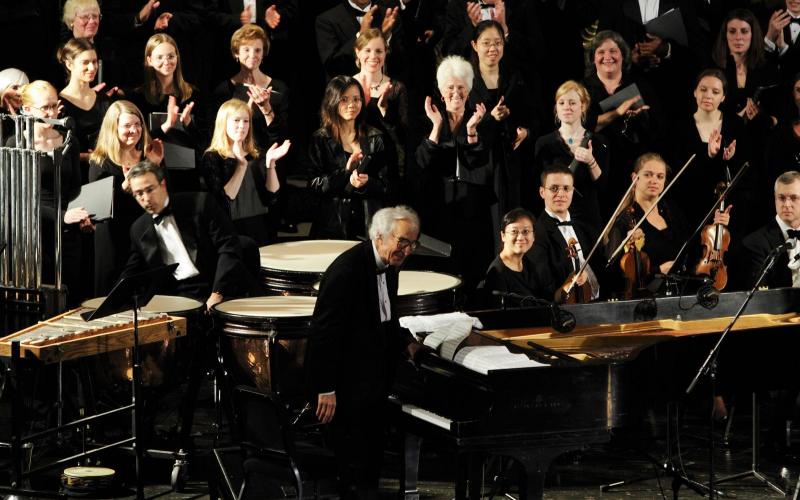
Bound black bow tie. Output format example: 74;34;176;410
376;267;388;275
556;220;573;227
347;2;371;18
788;229;800;239
153;205;173;225
791;18;800;25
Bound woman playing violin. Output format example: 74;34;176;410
606;153;731;295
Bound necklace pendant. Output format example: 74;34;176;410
567;137;573;145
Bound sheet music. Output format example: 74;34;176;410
422;316;474;358
453;346;546;375
399;312;483;338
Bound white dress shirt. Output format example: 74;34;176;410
764;12;800;55
152;199;200;281
372;242;391;323
638;0;659;24
775;215;800;287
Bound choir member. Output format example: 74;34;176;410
308;75;389;240
415;55;492;301
534;80;607;232
202;98;288;245
88;100;165;295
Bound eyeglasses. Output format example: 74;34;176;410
478;40;504;48
505;228;533;238
76;13;101;22
32;103;59;113
133;185;159;199
393;233;419;251
777;194;800;204
545;185;573;194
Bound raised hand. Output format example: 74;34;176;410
381;7;399;36
266;139;291;166
767;10;791;47
240;4;252;25
707;128;722;158
161;95;180;132
573;140;595;165
247;85;273;116
490;95;509;122
180;101;195;126
64;207;90;225
490;0;507;34
423;96;442;127
377;82;392;117
466;1;481;27
465;102;487;132
345;150;364;172
359;5;378;34
145;138;165;165
615;95;642;118
155;12;172;31
512;127;528;150
265;4;281;29
138;0;160;23
722;139;736;162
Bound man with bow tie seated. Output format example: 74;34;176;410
742;171;800;289
307;205;426;498
120;160;258;311
530;165;601;302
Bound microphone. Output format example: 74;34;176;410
35;116;74;129
771;239;797;255
491;290;576;333
697;283;720;310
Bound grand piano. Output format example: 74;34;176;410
391;288;800;499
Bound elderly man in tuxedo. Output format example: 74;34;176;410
308;204;424;498
742;171;800;289
121;160;257;309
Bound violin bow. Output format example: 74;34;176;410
563;175;638;296
605;154;697;267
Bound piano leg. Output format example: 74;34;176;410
401;433;421;500
454;452;484;500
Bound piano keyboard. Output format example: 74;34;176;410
401;403;452;431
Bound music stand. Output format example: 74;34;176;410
82;263;178;500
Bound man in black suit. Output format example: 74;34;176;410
763;0;800;85
530;165;600;301
121;160;257;309
741;171;800;289
315;0;406;80
308;205;424;498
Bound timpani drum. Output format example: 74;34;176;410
81;295;204;387
259;240;358;295
313;270;463;317
212;295;316;396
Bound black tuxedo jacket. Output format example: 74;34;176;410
307;240;413;406
315;0;407;79
121;192;244;299
531;211;598;298
741;219;793;290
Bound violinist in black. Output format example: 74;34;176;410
605;152;730;295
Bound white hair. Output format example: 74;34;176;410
369;205;420;240
436;55;474;94
0;68;29;92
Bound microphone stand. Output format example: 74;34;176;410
654;162;749;295
685;244;790;498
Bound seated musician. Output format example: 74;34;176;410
483;208;554;307
605;153;731;296
741;171;800;289
119;160;260;310
530;165;600;302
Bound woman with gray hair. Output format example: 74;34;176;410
415;55;493;305
0;68;29;115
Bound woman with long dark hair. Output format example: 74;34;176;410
308;76;389;239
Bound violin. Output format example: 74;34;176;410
619;206;651;299
557;238;593;304
694;181;730;289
